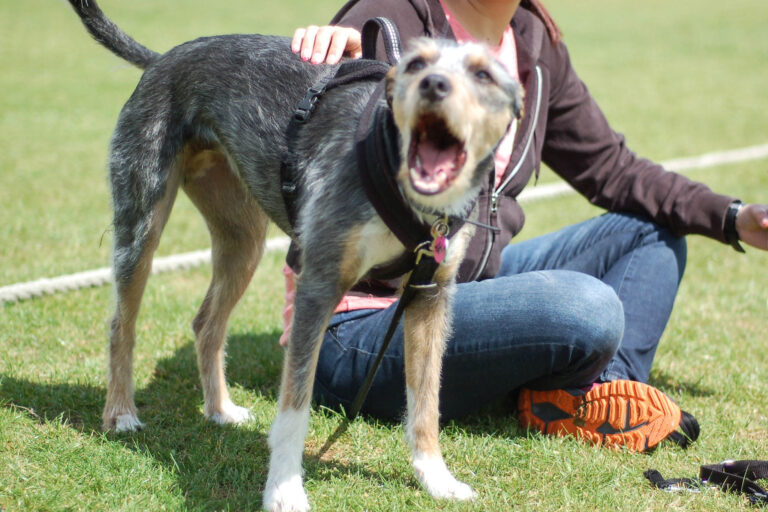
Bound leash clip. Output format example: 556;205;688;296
413;217;450;265
413;241;434;266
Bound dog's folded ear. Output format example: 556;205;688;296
510;82;525;121
496;69;524;121
385;67;397;106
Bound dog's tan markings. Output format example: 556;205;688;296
279;227;364;413
182;147;269;423
104;164;182;430
411;39;440;63
385;67;397;104
337;227;365;293
403;224;471;456
404;292;451;457
464;52;491;74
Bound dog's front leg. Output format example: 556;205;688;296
263;243;362;512
403;278;476;501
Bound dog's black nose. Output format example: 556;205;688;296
419;74;452;101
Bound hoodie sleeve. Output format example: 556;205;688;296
539;37;734;242
330;0;436;61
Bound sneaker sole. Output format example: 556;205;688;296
518;380;682;452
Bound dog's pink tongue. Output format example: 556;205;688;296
418;141;459;179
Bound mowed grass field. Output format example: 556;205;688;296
1;0;767;510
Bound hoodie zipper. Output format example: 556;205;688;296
469;65;543;281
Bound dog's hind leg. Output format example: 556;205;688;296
182;149;269;425
104;156;182;432
263;230;363;512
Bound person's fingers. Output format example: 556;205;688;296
344;28;363;59
756;205;768;229
299;25;320;61
736;204;768;250
325;30;352;65
310;26;335;64
291;27;306;54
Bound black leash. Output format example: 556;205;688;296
645;460;768;506
316;218;447;458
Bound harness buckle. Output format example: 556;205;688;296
294;86;326;123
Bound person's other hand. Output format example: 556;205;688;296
291;25;362;65
736;203;768;250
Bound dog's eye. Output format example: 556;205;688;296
474;69;494;83
406;58;426;73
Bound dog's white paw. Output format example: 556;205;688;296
208;400;252;425
113;413;145;433
262;474;310;512
413;453;476;501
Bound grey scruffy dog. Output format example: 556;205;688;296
67;1;522;510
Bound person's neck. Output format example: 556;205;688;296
441;0;520;46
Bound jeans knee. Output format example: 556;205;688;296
665;232;687;280
567;274;624;359
639;219;687;281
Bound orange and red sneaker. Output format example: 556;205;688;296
517;380;699;452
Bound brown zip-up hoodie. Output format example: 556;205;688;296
332;0;735;283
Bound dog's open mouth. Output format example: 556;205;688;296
407;113;467;196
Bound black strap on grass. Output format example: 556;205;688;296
645;460;768;506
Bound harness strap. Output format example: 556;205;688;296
279;60;391;230
355;86;428;252
280;75;333;227
361;17;402;63
280;17;401;230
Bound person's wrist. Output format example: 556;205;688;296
724;200;746;253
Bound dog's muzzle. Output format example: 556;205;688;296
408;74;467;196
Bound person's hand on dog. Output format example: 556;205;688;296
737;203;768;250
291;25;362;65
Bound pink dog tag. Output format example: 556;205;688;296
432;235;447;263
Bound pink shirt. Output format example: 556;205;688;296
280;11;520;345
439;0;519;186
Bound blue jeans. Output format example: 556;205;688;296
313;213;687;420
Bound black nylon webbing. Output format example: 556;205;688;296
700;460;768;504
645;460;768;505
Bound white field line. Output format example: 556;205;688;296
518;142;768;204
2;143;767;304
0;237;291;303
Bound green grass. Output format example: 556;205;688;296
1;0;767;510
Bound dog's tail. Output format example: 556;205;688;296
67;0;160;69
